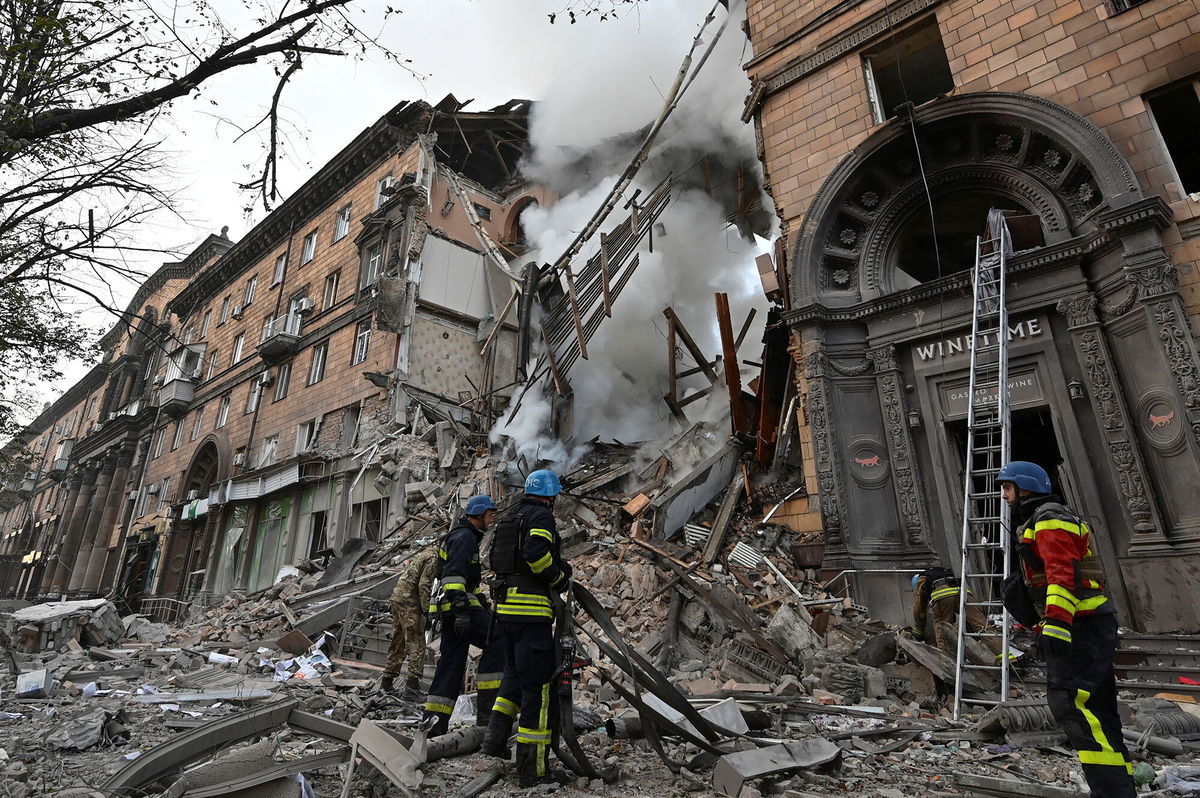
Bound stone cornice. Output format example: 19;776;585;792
783;230;1110;326
755;0;943;98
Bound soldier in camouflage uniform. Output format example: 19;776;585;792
381;547;438;699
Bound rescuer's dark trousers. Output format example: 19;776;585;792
485;620;557;783
422;605;504;736
1045;612;1135;798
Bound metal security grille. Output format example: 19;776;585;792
953;211;1014;719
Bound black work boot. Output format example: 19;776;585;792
515;742;572;788
481;710;513;759
476;687;498;728
379;675;395;692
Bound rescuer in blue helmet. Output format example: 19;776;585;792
421;493;503;736
996;461;1133;797
481;469;574;787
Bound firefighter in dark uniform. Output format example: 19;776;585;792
997;461;1135;798
480;469;573;788
421;494;505;737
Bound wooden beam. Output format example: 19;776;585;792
715;293;749;435
701;470;744;565
599;231;613;317
662;307;719;384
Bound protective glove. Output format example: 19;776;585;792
475;590;491;611
449;592;472;638
1035;620;1073;659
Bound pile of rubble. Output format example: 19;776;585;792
4;425;1200;796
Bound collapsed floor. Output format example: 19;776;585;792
4;428;1200;797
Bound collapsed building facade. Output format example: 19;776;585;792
0;97;541;609
742;0;1200;631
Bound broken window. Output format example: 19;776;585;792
232;333;245;364
375;174;395;209
171;421;184;450
190;406;205;441
244;275;258;307
334;204;352;241
360;244;382;289
322;272;340;311
272;253;288;285
473;202;492;221
863;16;954;123
301;230;318;265
307;511;328;559
216;393;231;428
1147;78;1200;197
308;342;328;385
257;434;279;468
275;362;292;402
296;418;319;454
352;320;371;365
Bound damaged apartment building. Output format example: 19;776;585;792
742;0;1200;630
0;97;544;609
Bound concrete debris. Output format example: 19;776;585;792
1;422;1195;797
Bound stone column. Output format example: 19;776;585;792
1057;292;1165;551
50;465;98;592
802;349;846;548
39;475;82;594
868;344;932;553
80;441;135;591
68;453;118;593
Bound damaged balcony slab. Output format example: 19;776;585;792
713;739;842;796
650;439;741;540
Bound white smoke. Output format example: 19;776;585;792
492;0;778;473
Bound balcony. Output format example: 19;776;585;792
257;313;302;365
158;377;195;418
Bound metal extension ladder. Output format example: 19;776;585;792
952;210;1014;720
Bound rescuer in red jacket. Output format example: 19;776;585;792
997;461;1134;798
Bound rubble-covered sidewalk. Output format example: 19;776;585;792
4;427;1200;797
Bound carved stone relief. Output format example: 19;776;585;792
1056;293;1159;542
869;345;926;546
803;354;842;544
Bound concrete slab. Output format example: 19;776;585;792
713;739;841;796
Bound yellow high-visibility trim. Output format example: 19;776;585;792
931;587;960;601
539;681;552;776
1046;584;1078;605
1075;688;1120;763
504;589;552;605
442;579;467;590
496;604;554;617
425;702;454;715
476;678;502;690
1042;624;1072;643
1032;518;1086;536
1046;595;1078;615
530;552;554;573
529;528;553;541
1077;595;1108;612
494;697;518;716
1079;750;1128;767
438;549;448;559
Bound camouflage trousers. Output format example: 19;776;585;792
383;602;427;680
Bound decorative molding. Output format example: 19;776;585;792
1152;300;1200;455
761;0;942;97
1079;331;1122;431
870;344;925;544
1127;259;1179;299
1096;195;1173;235
805;376;842;543
1056;293;1099;330
1099;283;1139;319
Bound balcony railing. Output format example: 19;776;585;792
257;313;302;365
157;377;195;418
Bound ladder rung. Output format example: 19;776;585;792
963;663;1003;671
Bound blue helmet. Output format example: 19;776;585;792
465;494;497;516
995;461;1052;494
911;573;921;589
524;469;562;497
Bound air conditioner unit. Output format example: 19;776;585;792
233;453;246;468
186;489;200;501
231;305;244;319
295;297;315;314
258;372;275;387
146;484;159;495
191;367;203;380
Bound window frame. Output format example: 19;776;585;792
275;362;292;401
301;230;318;265
219;296;232;324
272;253;288;286
334;204;352;241
861;15;954;125
199;310;212;339
1146;78;1200;199
152;427;167;459
216;393;231;428
244;275;258;307
375;174;395;209
308;342;328;385
322;271;341;311
171;420;184;450
232;333;245;364
360;244;382;289
352;320;371;365
190;407;205;441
